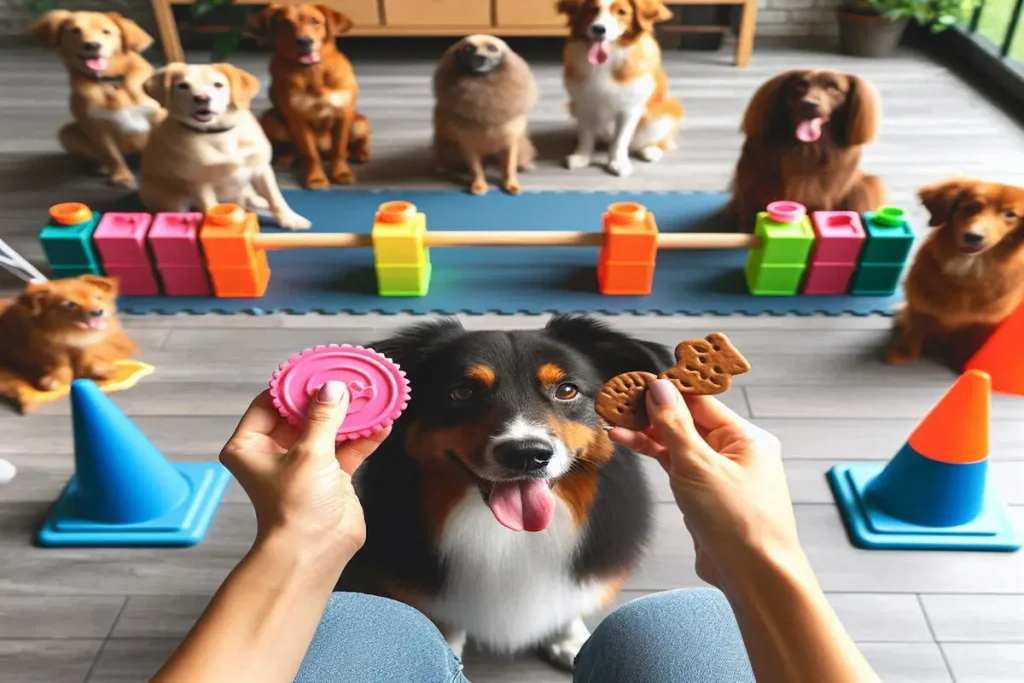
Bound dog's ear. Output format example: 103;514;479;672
80;274;119;295
212;63;261;110
248;5;287;40
369;318;466;381
15;282;50;316
555;0;581;18
919;179;974;227
317;5;354;36
840;74;880;147
544;315;673;379
741;70;794;140
144;62;186;107
635;0;675;30
31;9;72;47
107;12;153;53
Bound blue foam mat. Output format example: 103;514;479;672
112;190;907;316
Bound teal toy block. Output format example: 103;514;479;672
39;212;102;270
850;261;905;296
51;264;104;279
745;251;806;295
754;212;815;265
861;208;915;265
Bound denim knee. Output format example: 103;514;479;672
296;592;466;683
574;588;755;683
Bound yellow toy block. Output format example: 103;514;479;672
0;360;155;415
371;201;430;266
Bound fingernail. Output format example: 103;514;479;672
317;380;346;404
649;379;678;406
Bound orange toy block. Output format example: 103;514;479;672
207;259;271;298
199;204;267;270
965;302;1024;396
907;369;990;465
597;256;655;296
599;202;659;263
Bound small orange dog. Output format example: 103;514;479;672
0;276;136;394
557;0;684;177
888;178;1024;366
251;4;371;189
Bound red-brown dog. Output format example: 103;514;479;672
729;69;884;231
251;4;371;189
888;178;1024;366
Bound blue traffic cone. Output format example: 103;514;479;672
37;379;231;547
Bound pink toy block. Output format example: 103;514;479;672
803;261;857;295
92;213;153;267
149;213;205;268
159;266;211;296
103;264;160;296
810;211;866;265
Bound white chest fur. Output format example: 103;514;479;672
290;90;351;121
428;489;606;652
565;41;655;121
87;104;158;135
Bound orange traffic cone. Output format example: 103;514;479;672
966;302;1024;396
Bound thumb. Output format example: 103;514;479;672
645;379;714;469
294;381;350;455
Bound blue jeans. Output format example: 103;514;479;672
296;588;755;683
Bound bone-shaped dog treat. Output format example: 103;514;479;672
595;333;750;431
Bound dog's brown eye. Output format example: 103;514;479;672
102;29;111;35
451;385;474;401
591;6;600;14
61;300;78;310
486;44;498;53
1003;210;1018;220
555;383;579;401
617;7;628;15
175;82;189;90
310;18;320;25
213;82;224;89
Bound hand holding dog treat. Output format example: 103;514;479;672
596;333;750;430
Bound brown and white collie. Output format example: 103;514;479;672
557;0;684;177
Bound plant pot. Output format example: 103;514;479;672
837;10;909;57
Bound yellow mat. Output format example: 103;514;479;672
0;360;155;414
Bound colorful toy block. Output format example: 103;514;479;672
828;370;1019;551
597;203;659;295
753;207;815;265
375;262;432;297
860;207;914;265
92;213;159;296
50;265;101;279
745;250;806;296
849;261;904;296
37;379;231;547
966;302;1024;396
207;258;271;299
39;203;103;275
149;213;210;296
802;261;858;295
810;211;866;264
199;205;270;298
371;202;429;266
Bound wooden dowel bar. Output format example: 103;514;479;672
252;231;760;250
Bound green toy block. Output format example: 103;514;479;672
850;261;905;296
754;212;815;265
745;250;805;295
376;262;431;297
40;213;102;270
860;208;915;265
50;264;104;279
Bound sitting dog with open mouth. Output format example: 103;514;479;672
139;62;311;230
337;315;672;671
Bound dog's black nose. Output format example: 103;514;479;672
494;440;554;472
193;94;210;104
296;36;314;47
963;232;985;245
88;308;105;318
83;41;101;51
590;24;607;38
801;98;822;115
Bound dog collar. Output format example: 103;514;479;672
77;70;126;84
176;121;236;135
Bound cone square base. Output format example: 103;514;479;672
37;462;231;547
828;463;1020;551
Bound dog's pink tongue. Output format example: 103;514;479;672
298;52;321;65
488;480;555;532
796;118;823;143
587;41;610;66
85;57;109;72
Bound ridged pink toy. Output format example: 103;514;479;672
766;201;807;224
269;345;410;441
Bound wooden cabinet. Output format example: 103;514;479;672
495;0;565;27
383;0;491;27
330;0;381;27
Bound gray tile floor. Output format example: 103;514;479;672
1;40;1023;682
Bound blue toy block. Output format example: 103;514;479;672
849;261;904;296
828;460;1020;551
36;380;231;547
860;209;915;265
39;212;103;270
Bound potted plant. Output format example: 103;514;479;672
838;0;980;58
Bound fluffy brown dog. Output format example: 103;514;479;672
729;70;884;231
0;276;136;395
433;35;537;195
888;178;1024;366
251;4;371;189
32;10;164;187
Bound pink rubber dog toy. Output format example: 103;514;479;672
269;345;410;441
766;201;807;224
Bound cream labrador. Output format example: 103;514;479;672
139;62;310;230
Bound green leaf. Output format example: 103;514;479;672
192;0;215;18
211;28;243;61
25;0;58;13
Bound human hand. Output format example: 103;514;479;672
220;381;390;562
609;379;806;592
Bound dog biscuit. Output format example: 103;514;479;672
596;333;750;431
